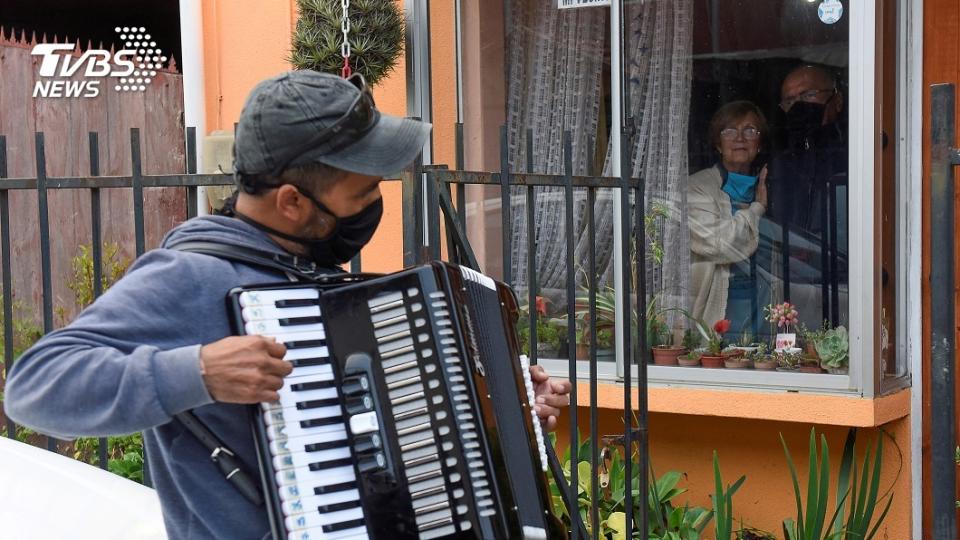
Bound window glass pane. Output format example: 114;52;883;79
456;0;856;376
680;0;849;369
460;0;613;361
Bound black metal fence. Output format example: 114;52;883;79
929;82;958;539
0;123;652;538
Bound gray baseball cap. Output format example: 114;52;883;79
233;70;431;178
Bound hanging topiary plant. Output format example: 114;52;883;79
291;0;405;87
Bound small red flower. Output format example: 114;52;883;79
535;296;548;316
713;319;731;334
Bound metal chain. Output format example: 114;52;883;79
340;0;351;78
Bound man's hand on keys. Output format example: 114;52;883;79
200;335;291;403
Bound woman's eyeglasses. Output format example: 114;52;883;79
719;126;760;141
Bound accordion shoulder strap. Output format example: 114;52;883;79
167;240;331;281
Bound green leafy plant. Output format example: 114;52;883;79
781;428;895;540
681;328;701;351
68;242;131;310
73;433;146;483
713;451;746;540
814;326;849;370
746;343;769;361
548;431;713;539
290;0;405;86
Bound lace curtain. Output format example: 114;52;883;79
507;0;693;318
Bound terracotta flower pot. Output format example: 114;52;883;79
754;358;778;371
652;346;685;366
700;355;725;368
799;362;825;374
803;341;819;359
724;358;754;369
677;355;701;367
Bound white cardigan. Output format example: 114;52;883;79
687;166;764;325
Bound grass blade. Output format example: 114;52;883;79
781;433;806;538
833;428;857;535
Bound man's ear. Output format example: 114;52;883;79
274;184;311;226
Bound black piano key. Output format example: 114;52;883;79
322;518;365;534
291;380;336;392
317;500;362;513
308;457;354;471
275;298;320;308
290;357;327;368
299;416;342;428
314;481;357;495
285;339;326;350
296;397;340;411
304;440;347;452
279;316;323;326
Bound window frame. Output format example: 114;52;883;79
446;0;909;398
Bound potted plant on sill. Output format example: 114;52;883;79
798;320;829;360
815;325;849;374
649;299;684;365
695;318;730;369
678;349;702;367
750;343;777;370
774;347;803;371
517;295;564;359
765;301;799;349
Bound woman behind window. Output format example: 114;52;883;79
688;101;769;336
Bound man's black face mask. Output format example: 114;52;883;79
235;188;383;269
785;101;827;139
296;188;383;267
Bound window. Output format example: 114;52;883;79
440;0;910;396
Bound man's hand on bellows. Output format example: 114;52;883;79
529;364;572;432
200;336;291;403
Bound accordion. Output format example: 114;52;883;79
228;262;564;540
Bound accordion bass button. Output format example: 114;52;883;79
357;452;387;473
353;433;383;454
342;375;370;396
344;394;374;415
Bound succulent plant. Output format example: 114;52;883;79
815;325;849;369
291;0;404;86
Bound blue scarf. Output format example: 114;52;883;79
722;171;758;206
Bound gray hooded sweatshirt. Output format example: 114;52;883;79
5;215;319;539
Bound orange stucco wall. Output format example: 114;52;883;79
198;3;912;537
555;407;911;537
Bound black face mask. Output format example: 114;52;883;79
785;101;827;139
236;190;383;269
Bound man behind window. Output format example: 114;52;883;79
764;64;848;327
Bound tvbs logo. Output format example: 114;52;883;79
31;45;134;98
31;27;165;98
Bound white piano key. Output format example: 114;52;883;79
284;347;331;362
242;304;321;322
247;319;325;336
239;288;318;308
272;446;351;471
282;363;334;381
275;464;356;491
281;489;362;517
277;386;339;404
269;407;345;426
263;330;326;344
285;506;364;533
266;414;345;441
269;429;348;457
287;526;368;540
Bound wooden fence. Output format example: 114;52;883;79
0;27;186;326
